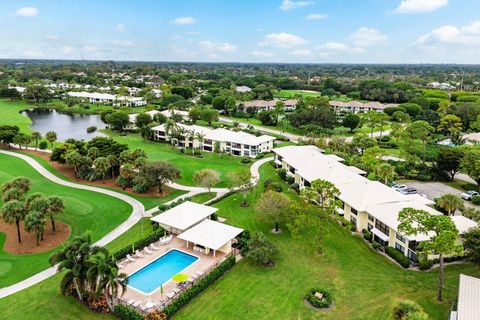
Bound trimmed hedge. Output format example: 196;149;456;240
418;259;434;271
385;246;410;268
164;256;236;318
305;288;333;309
113;229;165;261
155;197;191;216
114;304;143;320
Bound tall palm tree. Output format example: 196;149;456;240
31;131;42;151
232;121;241;132
49;233;95;301
437;194;464;216
24;211;46;246
94;157;111;184
376;163;396;185
107;154;119;180
1;199;27;243
187;129;196;155
195;132;206;153
87;247;128;311
47;196;64;232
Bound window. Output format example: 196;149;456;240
226;142;231;146
395;243;405;254
368;214;374;222
375;220;389;237
204;139;212;145
396;233;407;243
244;151;250;156
232;143;241;149
351;207;358;215
350;216;357;226
367;223;373;231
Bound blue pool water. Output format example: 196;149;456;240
128;249;198;294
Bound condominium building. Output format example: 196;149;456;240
151;123;275;157
237;99;298;113
273;145;477;261
66;91;147;107
329;100;397;114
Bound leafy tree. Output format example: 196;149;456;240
106;112;129;131
342;113;360;132
286;202;326;254
193;169;220;194
351;133;377;155
436;194;463;216
140;124;154;141
188;107;202;123
134;161;181;193
463;227;480;267
362;111;380;138
245;231;279;267
13;133;31;149
212;96;226;111
49;233;96;301
65;151;82;174
300;179;340;214
227;170;253;206
398;208;462;301
118;163;135;190
256;190;292;232
1;200;27;243
31;131;42;150
462;207;480;223
24;211;46;246
200;108;219;125
135;113;152;128
87;146;100;160
376;163;396;185
435;147;464;181
437;114;463;140
39;140;48;150
94;157;111;183
460;147;480;185
0;125;20;146
402;121;434;164
46;131;57;148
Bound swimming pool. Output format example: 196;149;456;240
128;249;199;294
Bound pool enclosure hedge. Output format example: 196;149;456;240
113;229;165;261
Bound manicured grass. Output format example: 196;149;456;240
106;130;249;187
175;163;480;320
275;90;322;98
44;99;153;115
0;153;132;287
0;99;33;133
105;218;156;253
190;192;215;204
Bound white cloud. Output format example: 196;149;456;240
395;0;447;13
112;40;134;47
13;7;38;17
116;23;125;32
199;41;237;53
279;0;314;11
82;46;98;53
289;49;312;56
417;21;480;45
45;35;60;41
259;32;308;49
173;16;197;25
351;27;388;47
305;13;327;20
63;46;75;55
22;50;44;58
320;42;349;50
252;51;274;57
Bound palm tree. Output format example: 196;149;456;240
187;129;196;155
94;157;111;183
107;154;119;180
24;211;46;246
1;200;27;243
232;121;241;132
87;247;127;311
140;125;153;141
437;194;464;216
49;233;95;301
195;132;206;153
376;163;396;185
47;196;64;232
31;131;42;151
119;163;135;190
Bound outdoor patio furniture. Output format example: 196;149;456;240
166;292;175;299
126;254;136;262
132;301;141;308
172;288;180;294
127;299;135;305
149;243;159;250
144;247;153;254
135;250;144;257
195;271;204;277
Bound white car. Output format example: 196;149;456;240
461;190;480;201
391;183;407;191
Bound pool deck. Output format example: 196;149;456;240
118;236;226;311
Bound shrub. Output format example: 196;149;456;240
164;256;236;318
304;288;334;309
372;242;382;250
472;195;480;205
255;153;265;159
132;181;150;193
393;300;424;320
289;182;300;193
241;157;252;164
417;259;434;271
39;140;48;150
286;176;294;184
155;197;191;215
277;168;287;180
114;304;143;320
265;181;283;192
86;126;97;133
362;229;373;242
237;229;251;255
145;310;167;320
385;246;410;268
113;229;165;261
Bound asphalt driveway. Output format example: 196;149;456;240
403;181;476;209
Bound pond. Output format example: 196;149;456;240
22;109;107;141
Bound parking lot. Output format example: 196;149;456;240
402;181;476;210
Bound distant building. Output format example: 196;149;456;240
237;99;297;113
235;85;252;93
328;100;396;113
429;82;455;90
151;122;275;157
66;91;146;107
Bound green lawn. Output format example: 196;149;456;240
190;192;216;204
175;163;480;320
0;153;132;287
106;130;250;187
0;99;33;133
275;90;322;98
105;218;156;253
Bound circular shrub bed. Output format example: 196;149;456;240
305;288;333;309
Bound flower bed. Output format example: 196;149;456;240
304;288;333;309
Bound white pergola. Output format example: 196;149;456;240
177;220;243;257
150;201;218;234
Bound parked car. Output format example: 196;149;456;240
391;183;407;191
461;190;480;201
399;187;417;195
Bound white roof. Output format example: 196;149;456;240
236;85;252;93
457;274;480;320
451;215;478;234
177;219;243;250
129;110;160;123
463;132;480;143
150;201;217;232
160;109;189;118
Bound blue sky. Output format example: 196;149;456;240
1;0;480;63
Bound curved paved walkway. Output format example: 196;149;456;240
0;151;273;298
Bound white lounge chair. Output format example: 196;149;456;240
166;292;175;299
149;243;159;250
195;271;204;277
126;254;136;262
127;299;135;305
132;301;141;308
135;250;144;257
144;247;153;254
